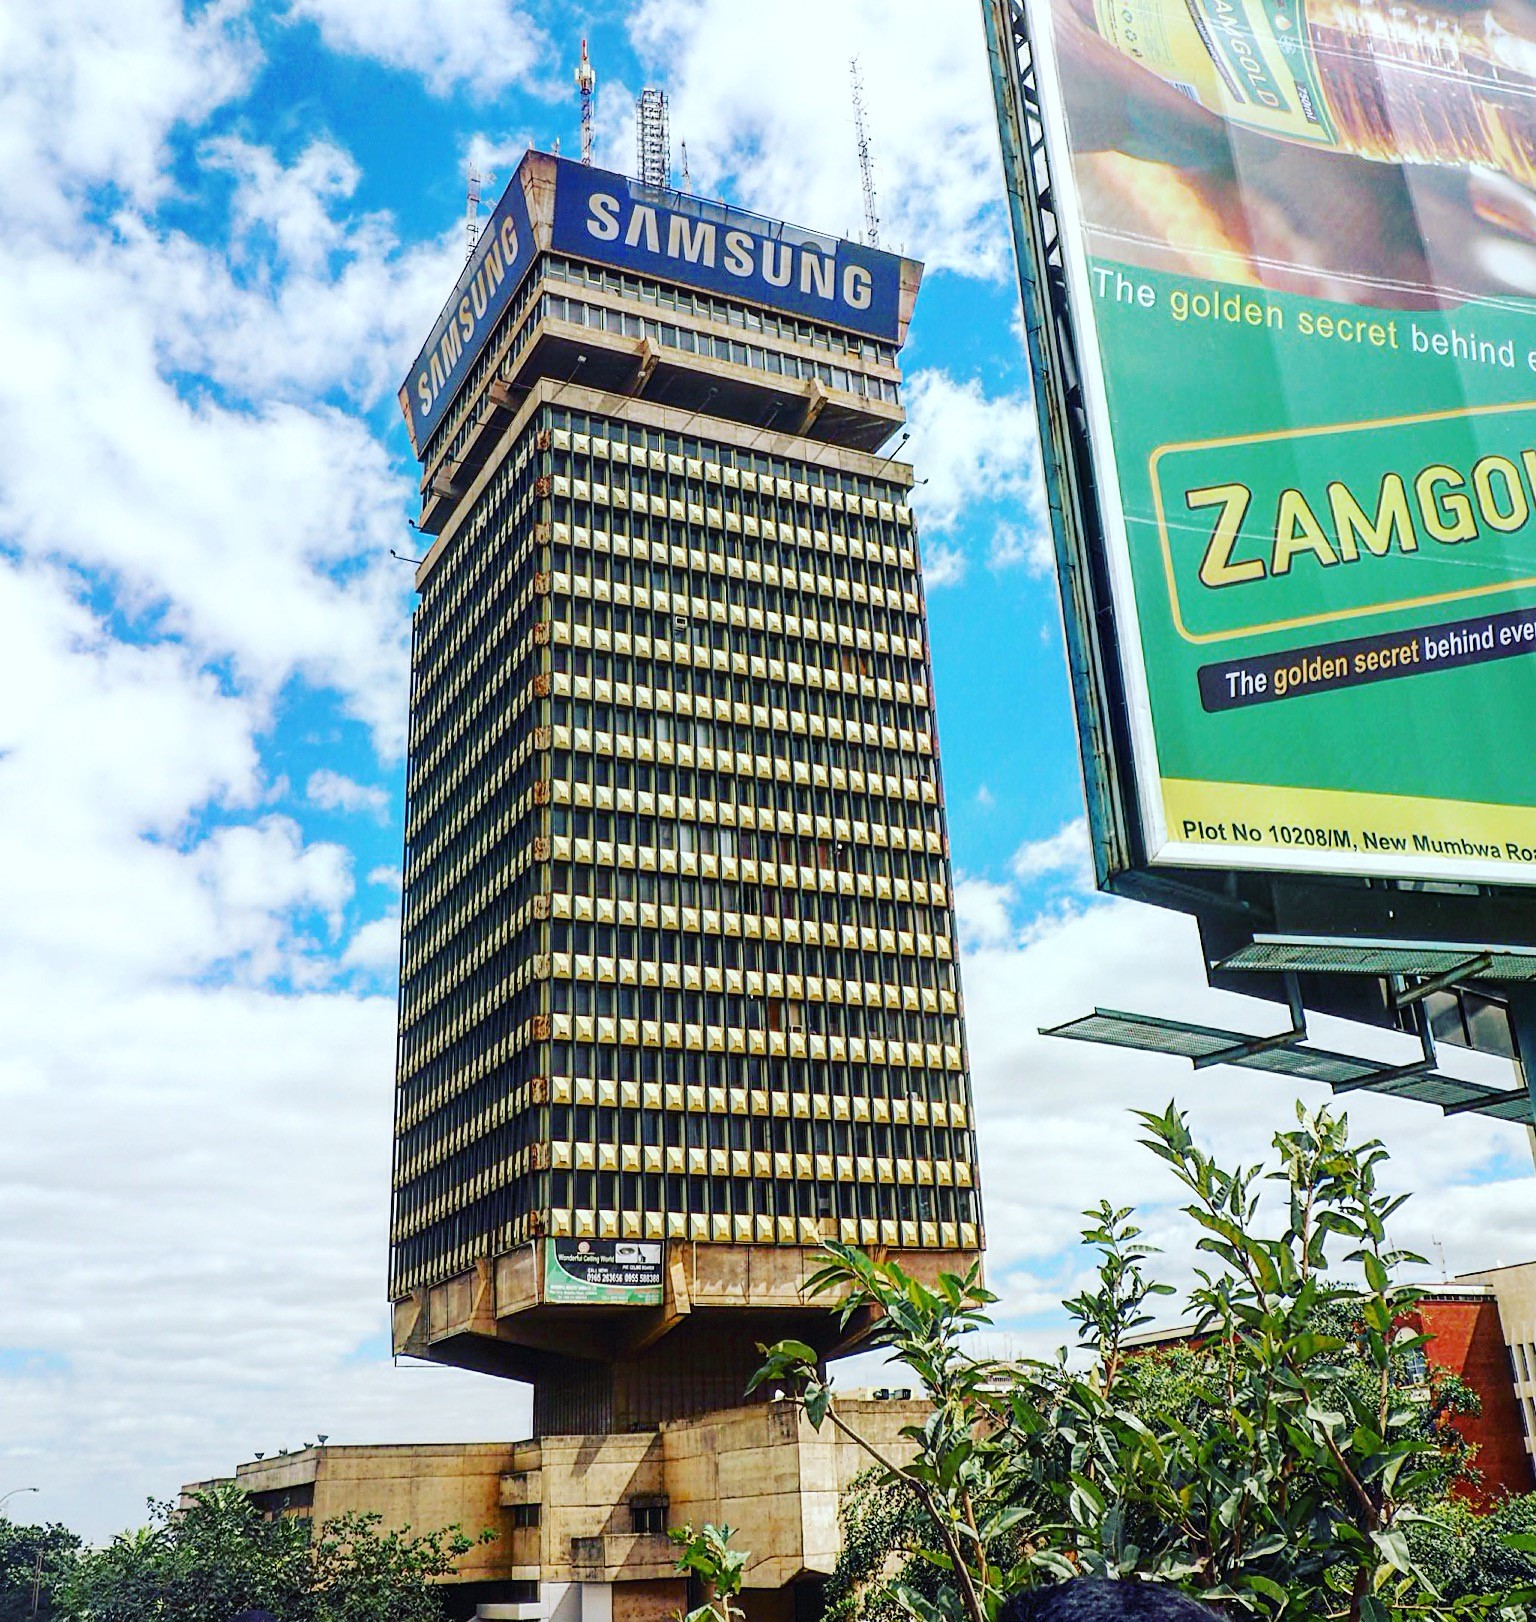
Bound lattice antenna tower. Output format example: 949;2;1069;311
850;58;879;247
636;87;670;189
575;38;597;166
465;163;482;262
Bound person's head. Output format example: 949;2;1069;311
1000;1578;1221;1622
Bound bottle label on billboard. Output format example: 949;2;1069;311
1092;0;1336;146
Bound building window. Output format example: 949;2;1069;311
510;1503;541;1528
1398;1345;1429;1387
630;1498;668;1535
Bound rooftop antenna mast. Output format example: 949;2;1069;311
575;38;597;165
850;57;879;246
636;87;670;189
680;140;691;193
464;163;482;262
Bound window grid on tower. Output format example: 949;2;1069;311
536;404;977;1255
391;394;982;1301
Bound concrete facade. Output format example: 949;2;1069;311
388;150;980;1421
182;1394;927;1621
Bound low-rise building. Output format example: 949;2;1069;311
1451;1260;1536;1496
180;1392;926;1621
1121;1264;1536;1507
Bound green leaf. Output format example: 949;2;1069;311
1372;1527;1413;1575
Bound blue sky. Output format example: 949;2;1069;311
1;0;1530;1545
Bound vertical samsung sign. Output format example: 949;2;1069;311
399;173;535;456
549;156;902;343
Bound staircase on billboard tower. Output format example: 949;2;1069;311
575;39;596;166
850;58;880;247
636;87;670;187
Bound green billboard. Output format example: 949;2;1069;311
1022;0;1536;885
543;1237;664;1305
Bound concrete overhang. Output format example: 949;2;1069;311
416;316;904;536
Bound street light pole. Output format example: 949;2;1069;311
0;1486;39;1515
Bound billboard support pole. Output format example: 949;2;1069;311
1504;989;1536;1167
980;0;1136;884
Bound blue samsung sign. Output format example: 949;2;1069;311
400;152;909;457
550;157;903;344
399;173;535;456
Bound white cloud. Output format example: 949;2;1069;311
1011;817;1092;885
194;817;355;967
0;0;517;1545
0;0;256;225
308;768;391;820
342;914;403;971
0;132;436;754
922;539;968;589
287;0;548;96
116;171;461;410
954;877;1016;951
904;369;1043;534
367;865;403;889
0;970;524;1538
626;0;1008;276
990;518;1054;576
0;568;488;1543
466;129;539;195
207;136;363;275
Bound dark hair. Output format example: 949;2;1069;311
999;1578;1220;1622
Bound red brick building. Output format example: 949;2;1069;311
1124;1265;1536;1510
1405;1285;1533;1508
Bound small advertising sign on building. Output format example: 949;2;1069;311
544;1238;664;1305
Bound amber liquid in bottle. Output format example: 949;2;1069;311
1303;0;1536;185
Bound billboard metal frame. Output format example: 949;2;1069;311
981;0;1536;1126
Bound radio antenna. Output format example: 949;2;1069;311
575;39;597;166
464;163;482;262
850;58;879;247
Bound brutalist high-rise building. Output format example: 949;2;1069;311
390;151;981;1436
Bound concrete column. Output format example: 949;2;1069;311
545;1582;582;1622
